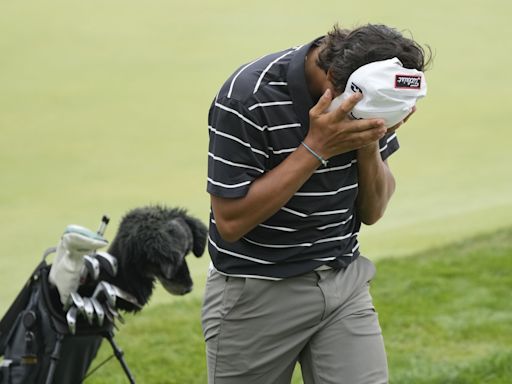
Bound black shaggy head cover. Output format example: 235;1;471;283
107;205;207;312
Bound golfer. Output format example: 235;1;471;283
202;23;430;384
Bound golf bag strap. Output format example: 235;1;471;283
42;247;57;262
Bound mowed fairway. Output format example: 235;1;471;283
1;0;511;381
75;228;512;383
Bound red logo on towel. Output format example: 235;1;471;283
395;75;421;89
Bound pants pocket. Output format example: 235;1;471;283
201;270;247;341
344;307;382;336
357;255;377;283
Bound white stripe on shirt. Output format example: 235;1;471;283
214;102;265;131
314;257;337;261
208;152;264;173
208;236;275;264
207;177;251;189
227;57;264;98
253;49;298;94
314;232;353;244
379;133;398;153
242;237;314;248
258;223;298;232
294;183;358;197
316;215;354;230
208;126;268;158
267;123;301;132
269;146;297;155
243;232;353;248
248;101;293;111
211;265;282;281
281;206;349;218
314;160;357;174
213;218;298;233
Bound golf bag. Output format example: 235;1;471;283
0;250;134;384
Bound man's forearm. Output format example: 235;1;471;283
356;142;396;225
211;144;321;242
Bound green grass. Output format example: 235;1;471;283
1;0;512;312
1;1;512;382
375;228;512;384
80;227;512;383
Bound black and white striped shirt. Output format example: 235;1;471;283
207;39;399;279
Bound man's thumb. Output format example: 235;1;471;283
310;89;332;116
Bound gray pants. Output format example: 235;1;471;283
201;256;388;384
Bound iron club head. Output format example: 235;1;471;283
92;281;117;307
109;284;142;310
83;255;100;281
68;292;86;315
66;306;78;335
94;251;118;277
90;297;105;326
82;297;95;325
101;303;118;329
104;302;125;325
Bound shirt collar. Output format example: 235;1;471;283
287;37;323;130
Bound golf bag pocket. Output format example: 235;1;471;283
1;263;104;384
0;296;44;384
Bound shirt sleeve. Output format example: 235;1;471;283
207;97;268;198
379;132;399;161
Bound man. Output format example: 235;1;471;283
202;24;430;384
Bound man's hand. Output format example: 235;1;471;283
303;89;387;160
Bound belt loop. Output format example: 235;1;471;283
225;276;229;282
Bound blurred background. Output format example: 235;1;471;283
1;0;511;382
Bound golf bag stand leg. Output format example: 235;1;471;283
44;333;64;384
104;331;135;384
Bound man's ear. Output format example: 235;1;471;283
183;215;207;257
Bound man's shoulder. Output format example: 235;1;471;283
217;46;299;104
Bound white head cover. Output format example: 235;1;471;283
49;225;108;305
326;57;427;128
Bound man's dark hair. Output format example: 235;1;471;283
317;24;432;93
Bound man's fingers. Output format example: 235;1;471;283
309;89;333;117
343;118;385;133
332;92;363;120
346;125;387;148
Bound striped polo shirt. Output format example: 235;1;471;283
207;39;399;279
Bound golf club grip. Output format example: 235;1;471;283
97;215;110;236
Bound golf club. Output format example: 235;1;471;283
94;251;118;277
92;282;117;307
104;302;125;324
66;291;86;314
82;255;100;281
90;297;105;326
102;303;115;325
110;284;142;309
82;297;94;325
66;307;78;335
97;215;110;237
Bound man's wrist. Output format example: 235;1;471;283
357;141;380;159
301;142;328;167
